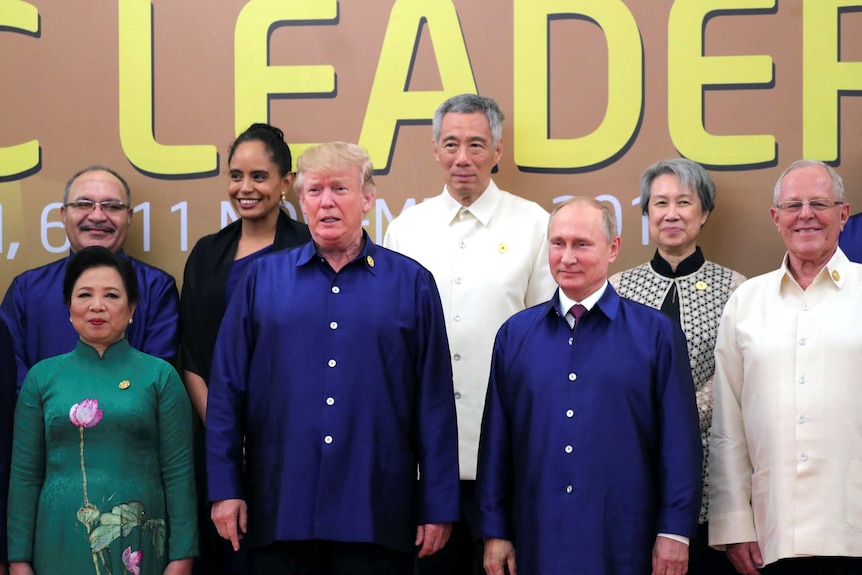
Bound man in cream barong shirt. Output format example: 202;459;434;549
384;94;555;574
709;159;862;575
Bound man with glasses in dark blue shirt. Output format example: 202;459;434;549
0;166;179;390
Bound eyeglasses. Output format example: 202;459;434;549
64;200;130;213
774;199;843;212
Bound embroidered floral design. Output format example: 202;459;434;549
122;546;142;575
70;398;104;428
68;398;166;575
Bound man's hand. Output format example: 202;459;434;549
652;536;689;575
415;522;452;557
727;541;763;575
211;498;248;551
484;537;517;575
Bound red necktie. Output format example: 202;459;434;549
569;304;587;328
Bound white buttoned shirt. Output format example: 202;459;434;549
384;181;556;478
709;248;862;565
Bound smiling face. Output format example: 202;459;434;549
771;164;849;271
228;140;292;225
548;202;620;302
434;111;502;206
69;266;136;355
647;173;709;260
62;170;132;253
298;166;373;254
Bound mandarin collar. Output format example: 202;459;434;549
75;337;132;360
649;247;705;278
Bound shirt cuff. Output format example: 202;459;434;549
658;533;690;546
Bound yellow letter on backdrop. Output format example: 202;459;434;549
235;0;337;164
118;0;217;176
0;0;39;179
668;0;775;166
360;0;476;171
514;0;642;170
803;0;862;161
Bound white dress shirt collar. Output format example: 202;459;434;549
558;281;608;329
441;180;502;226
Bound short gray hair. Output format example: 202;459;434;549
639;158;715;216
549;197;618;242
432;94;504;147
63;166;131;205
773;159;845;204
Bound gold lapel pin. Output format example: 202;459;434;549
366;255;375;268
832;270;841;281
119;380;131;390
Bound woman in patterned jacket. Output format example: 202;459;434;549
609;158;745;575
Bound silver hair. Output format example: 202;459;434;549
639;158;715;216
432;94;504;147
773;159;845;204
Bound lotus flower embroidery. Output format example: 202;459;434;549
67;398;166;574
122;546;142;575
70;398;103;428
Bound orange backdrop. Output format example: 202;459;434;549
2;0;862;294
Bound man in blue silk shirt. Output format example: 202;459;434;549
477;197;702;575
0;317;16;575
838;211;862;262
0;166;179;390
207;142;461;574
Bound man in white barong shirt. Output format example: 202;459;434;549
709;159;862;575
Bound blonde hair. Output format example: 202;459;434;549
294;142;376;196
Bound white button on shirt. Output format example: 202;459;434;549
710;250;862;565
383;181;556;479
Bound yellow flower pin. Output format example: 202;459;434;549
695;281;707;291
119;380;131;390
498;243;508;254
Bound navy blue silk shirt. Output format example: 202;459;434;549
0;317;16;562
0;251;179;391
477;286;702;575
206;235;461;553
839;212;862;263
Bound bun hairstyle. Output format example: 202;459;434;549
228;123;293;177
